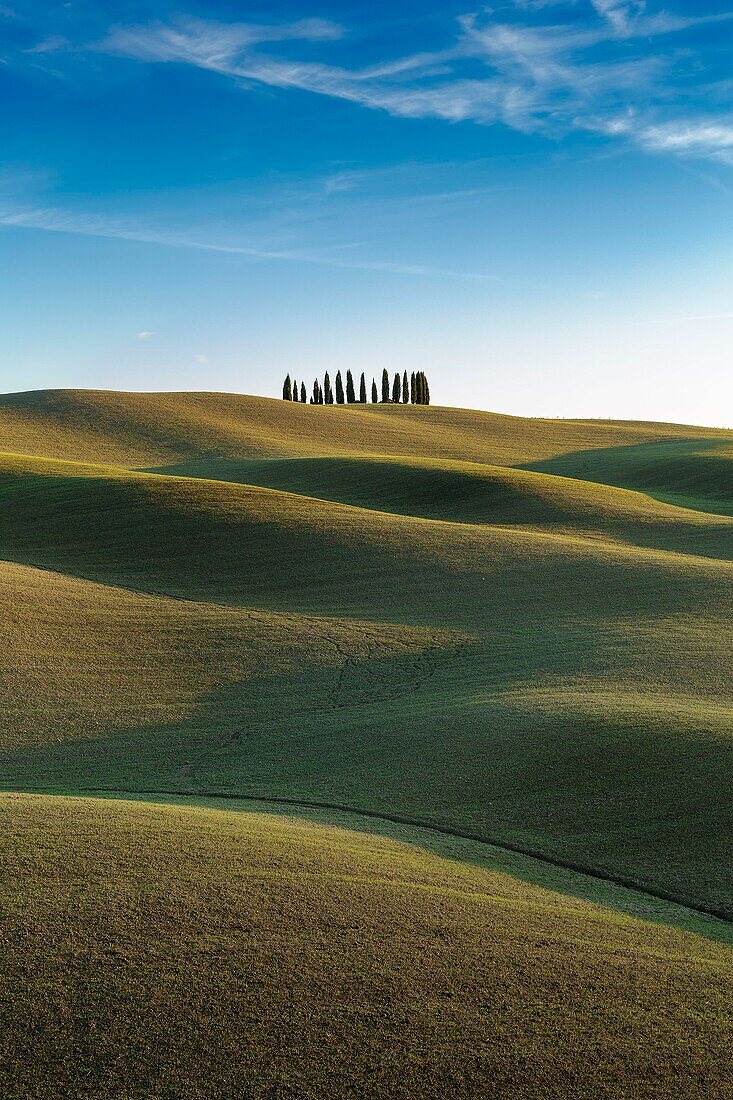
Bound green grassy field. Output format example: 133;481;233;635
2;794;732;1099
1;389;733;1094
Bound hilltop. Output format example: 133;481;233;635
3;386;731;467
2;389;733;1095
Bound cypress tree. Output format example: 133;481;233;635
292;381;299;403
371;379;378;403
335;370;345;404
300;381;306;403
381;368;390;403
402;370;409;404
415;372;424;405
410;371;416;404
392;372;401;403
324;372;334;404
318;381;325;405
283;374;292;401
312;379;319;404
424;375;431;405
346;370;356;403
359;373;367;403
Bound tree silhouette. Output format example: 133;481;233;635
289;368;419;407
392;372;401;402
414;372;431;405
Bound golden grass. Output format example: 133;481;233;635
3;390;733;1095
1;793;731;1099
2;392;733;916
2;388;731;466
4;450;733;616
0;559;449;750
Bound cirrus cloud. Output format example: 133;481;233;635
97;5;733;166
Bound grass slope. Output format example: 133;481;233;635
0;559;447;750
526;438;733;515
2;387;731;466
1;391;733;921
1;794;731;1099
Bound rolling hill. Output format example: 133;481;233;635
2;794;732;1099
2;389;733;1095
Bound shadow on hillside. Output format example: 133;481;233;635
2;629;732;945
521;437;733;517
5;455;733;608
4;469;733;625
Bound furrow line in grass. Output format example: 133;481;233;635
6;784;733;928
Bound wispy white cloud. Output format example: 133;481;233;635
512;0;578;10
0;201;512;283
583;113;733;165
136;330;154;339
102;16;343;66
3;6;731;276
95;7;733;165
591;0;646;34
638;120;733;157
24;34;67;54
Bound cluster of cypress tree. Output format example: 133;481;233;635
282;369;430;406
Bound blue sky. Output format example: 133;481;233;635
1;1;732;423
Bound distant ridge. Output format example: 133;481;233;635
2;387;730;468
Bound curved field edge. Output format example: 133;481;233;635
15;787;733;946
525;439;733;516
1;793;731;1100
2;388;733;467
2;392;733;925
147;451;733;527
4;455;733;622
2;543;733;915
